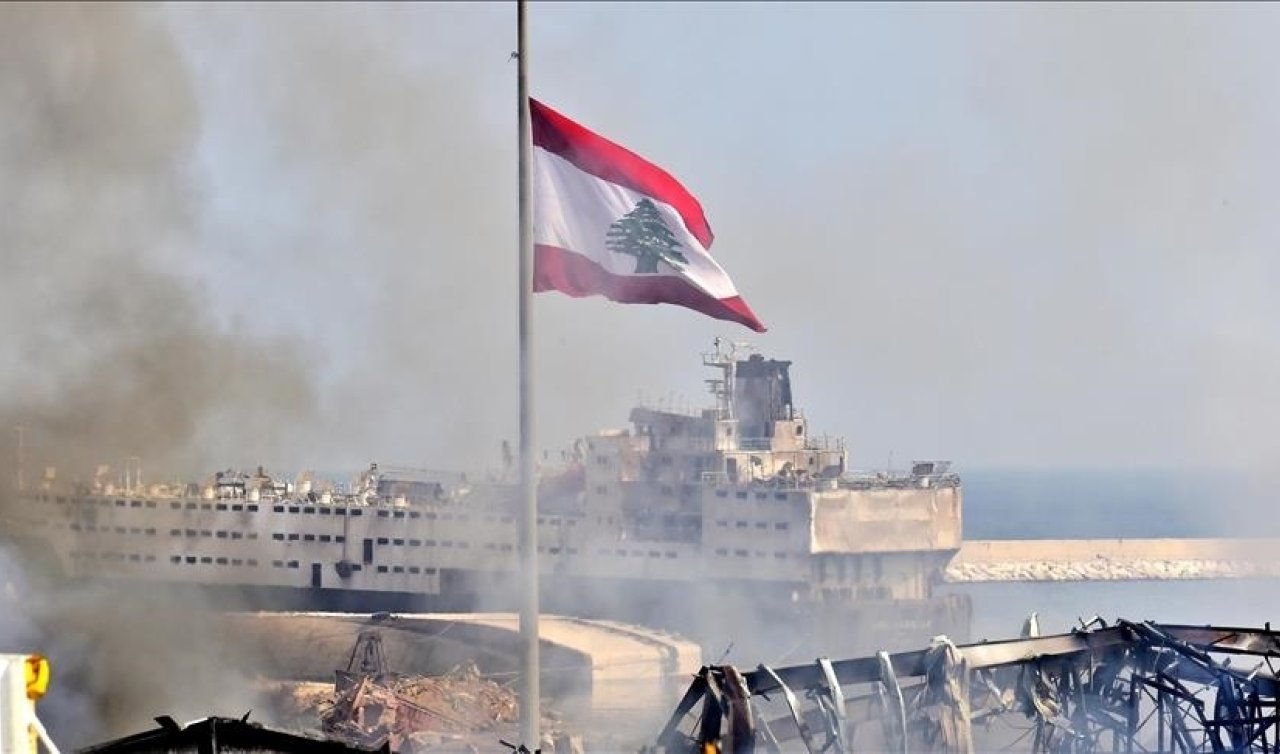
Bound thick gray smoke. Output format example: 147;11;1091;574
0;547;269;748
0;4;307;745
0;3;315;476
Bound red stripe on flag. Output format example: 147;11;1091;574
530;99;715;250
534;244;766;333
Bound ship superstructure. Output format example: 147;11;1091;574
5;343;970;656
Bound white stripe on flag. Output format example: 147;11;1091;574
532;147;741;301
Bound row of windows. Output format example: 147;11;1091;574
371;509;519;523
71;551;282;568
272;532;345;543
61;499;262;513
375;536;472;549
46;496;263;513
70;551;156;562
261;506;517;523
171;502;262;512
170;555;261;566
50;495;576;528
47;497;160;509
274;534;555;556
265;507;541;526
168;529;260;541
76;549;577;569
367;537;571;552
713;548;791;559
67;523;157;535
373;564;440;575
715;490;796;502
271;504;355;516
594;548;681;559
715;520;791;531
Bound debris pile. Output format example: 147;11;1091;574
321;662;518;752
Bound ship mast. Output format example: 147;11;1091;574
703;338;755;421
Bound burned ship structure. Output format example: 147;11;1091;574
7;343;969;657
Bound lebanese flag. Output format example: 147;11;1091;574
530;99;766;332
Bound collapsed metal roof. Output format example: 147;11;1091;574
656;619;1280;754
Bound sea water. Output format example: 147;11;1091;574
950;468;1280;638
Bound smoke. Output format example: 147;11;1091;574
0;545;274;748
148;2;1280;475
0;3;316;477
84;3;1280;474
0;4;311;746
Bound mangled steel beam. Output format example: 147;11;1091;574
655;620;1280;754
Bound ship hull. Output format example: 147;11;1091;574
2;523;969;663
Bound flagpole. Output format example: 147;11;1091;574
515;0;540;747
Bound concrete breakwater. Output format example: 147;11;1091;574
946;538;1280;582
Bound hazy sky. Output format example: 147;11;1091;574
10;3;1280;475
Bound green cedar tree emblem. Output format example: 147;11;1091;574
605;198;689;273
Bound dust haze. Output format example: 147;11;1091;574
0;547;271;748
2;1;1279;746
0;4;305;746
163;3;1280;477
0;3;314;477
0;3;1275;494
4;3;1273;477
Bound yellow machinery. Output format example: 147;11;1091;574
0;654;57;754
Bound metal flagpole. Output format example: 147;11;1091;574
515;0;540;747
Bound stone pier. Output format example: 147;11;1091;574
946;537;1280;582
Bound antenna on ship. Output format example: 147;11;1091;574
126;456;141;495
703;337;736;421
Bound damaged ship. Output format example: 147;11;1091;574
4;343;969;659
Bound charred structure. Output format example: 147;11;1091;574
656;619;1280;754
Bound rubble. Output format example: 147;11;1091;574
321;662;519;750
293;629;582;754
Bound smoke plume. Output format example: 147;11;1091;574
0;3;315;478
0;4;308;746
